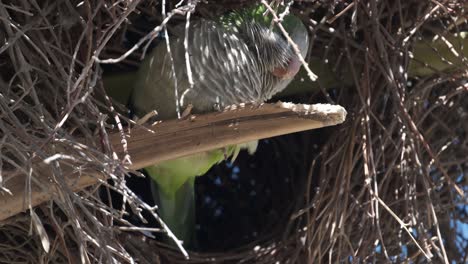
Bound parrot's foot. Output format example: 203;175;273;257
213;102;223;112
180;104;193;119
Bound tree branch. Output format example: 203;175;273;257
0;102;346;221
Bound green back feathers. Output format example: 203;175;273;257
219;4;302;35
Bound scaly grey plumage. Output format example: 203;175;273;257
132;16;308;119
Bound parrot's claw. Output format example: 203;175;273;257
180;104;193;119
213;102;223;112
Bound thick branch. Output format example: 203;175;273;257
0;102;346;221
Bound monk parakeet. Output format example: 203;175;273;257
130;6;309;247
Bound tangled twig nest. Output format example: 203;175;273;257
0;0;467;263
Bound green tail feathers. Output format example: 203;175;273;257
150;177;196;246
145;142;258;247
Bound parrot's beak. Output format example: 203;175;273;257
271;55;301;80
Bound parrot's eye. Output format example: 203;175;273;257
225;17;300;79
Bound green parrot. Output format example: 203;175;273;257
130;6;309;247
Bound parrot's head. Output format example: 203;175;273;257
269;15;309;80
130;5;310;120
222;6;309;83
